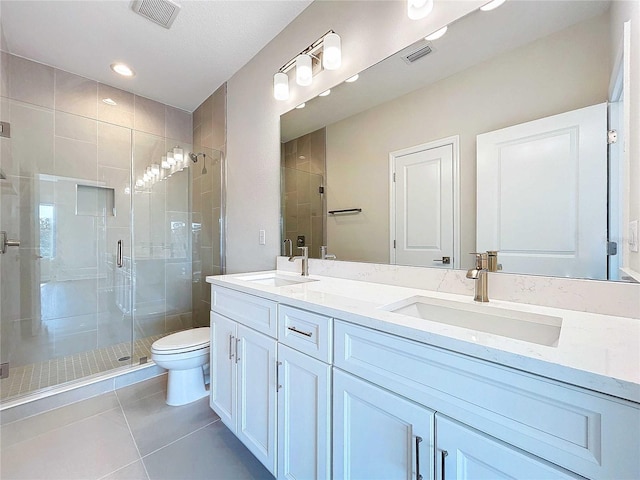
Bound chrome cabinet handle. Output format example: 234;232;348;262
235;338;241;363
287;326;312;337
117;240;123;268
441;450;448;480
276;361;282;392
415;436;423;480
0;231;20;254
228;335;235;360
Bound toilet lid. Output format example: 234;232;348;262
152;327;210;352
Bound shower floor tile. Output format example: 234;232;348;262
0;333;170;401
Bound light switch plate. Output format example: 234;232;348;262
630;220;639;252
259;229;266;245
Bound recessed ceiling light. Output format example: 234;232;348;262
425;26;448;41
319;89;331;97
102;98;117;106
110;63;135;77
296;103;306;109
480;0;506;11
345;74;359;83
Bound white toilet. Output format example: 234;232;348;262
151;327;211;406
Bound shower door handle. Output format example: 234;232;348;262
0;231;20;254
117;240;123;268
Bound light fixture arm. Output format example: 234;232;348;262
277;29;336;75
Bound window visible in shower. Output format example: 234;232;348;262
39;203;56;259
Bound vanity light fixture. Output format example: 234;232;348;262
110;63;135;77
322;32;341;70
151;164;160;176
480;0;506;11
319;89;331;97
407;0;434;20
296;54;313;86
345;74;359;83
273;72;289;101
167;152;175;166
161;158;170;169
273;30;342;101
102;98;117;106
425;25;448;41
296;103;306;109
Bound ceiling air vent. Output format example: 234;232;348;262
402;42;433;65
132;0;181;29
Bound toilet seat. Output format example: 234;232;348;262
151;327;210;355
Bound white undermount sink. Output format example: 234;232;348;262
237;272;318;287
381;296;562;347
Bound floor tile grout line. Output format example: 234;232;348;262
139;417;221;460
114;388;152;480
95;458;144;480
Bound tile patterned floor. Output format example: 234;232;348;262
0;334;168;401
0;375;274;480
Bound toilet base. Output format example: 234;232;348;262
166;366;208;406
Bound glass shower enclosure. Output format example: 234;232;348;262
0;97;195;403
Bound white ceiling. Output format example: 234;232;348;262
0;0;313;112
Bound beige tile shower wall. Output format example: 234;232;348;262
0;53;193;357
282;128;326;259
191;84;226;327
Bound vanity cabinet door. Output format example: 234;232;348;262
333;369;435;480
277;344;331;480
236;324;278;475
210;312;237;429
436;415;583;480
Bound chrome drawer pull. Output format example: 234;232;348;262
229;335;234;360
287;326;312;337
441;450;448;480
415;436;423;480
235;338;241;363
276;361;282;392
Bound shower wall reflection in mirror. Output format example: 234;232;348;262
281;0;639;283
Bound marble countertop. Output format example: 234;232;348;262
207;270;640;404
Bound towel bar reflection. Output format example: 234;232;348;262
328;208;362;215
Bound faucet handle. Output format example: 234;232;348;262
469;252;488;269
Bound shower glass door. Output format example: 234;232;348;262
0;96;134;402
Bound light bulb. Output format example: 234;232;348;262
173;147;183;163
273;72;289;100
480;0;506;11
323;33;341;70
407;0;434;20
110;63;135;77
425;26;448;41
296;54;313;86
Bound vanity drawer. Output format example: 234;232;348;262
334;320;640;480
278;305;332;364
211;286;277;338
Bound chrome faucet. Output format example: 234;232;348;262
283;238;293;257
466;252;489;302
288;246;309;276
320;245;336;260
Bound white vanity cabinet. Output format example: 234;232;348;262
435;415;582;479
333;369;435;480
334;320;639;480
210;286;332;479
277;343;331;480
276;305;333;480
209;288;279;475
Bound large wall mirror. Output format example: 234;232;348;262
280;0;638;283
